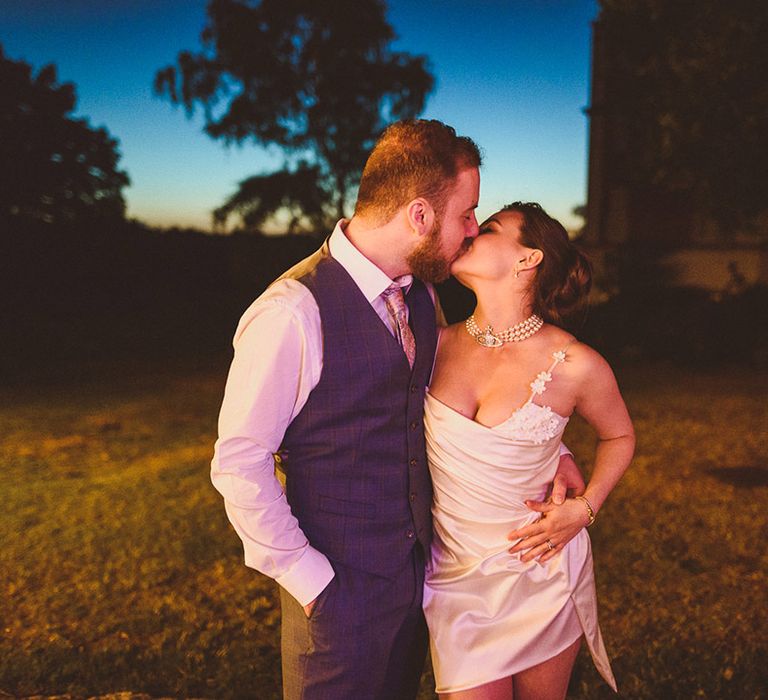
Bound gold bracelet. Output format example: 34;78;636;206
574;495;596;526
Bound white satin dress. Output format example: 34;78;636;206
422;348;617;694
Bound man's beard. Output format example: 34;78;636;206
406;213;453;283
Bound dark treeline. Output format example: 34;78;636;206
3;220;767;385
0;220;319;381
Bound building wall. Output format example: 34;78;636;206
662;249;768;292
584;18;766;290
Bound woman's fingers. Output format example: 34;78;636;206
508;537;534;553
511;532;551;556
522;523;583;561
520;539;559;563
509;499;586;555
508;523;566;553
507;522;540;543
538;545;562;563
507;500;552;544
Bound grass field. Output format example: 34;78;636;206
1;359;767;699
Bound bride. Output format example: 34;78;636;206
423;202;635;699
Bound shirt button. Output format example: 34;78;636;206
409;493;417;502
406;529;415;539
409;458;418;467
410;421;419;430
410;384;419;393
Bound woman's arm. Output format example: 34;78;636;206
508;346;635;563
571;348;635;513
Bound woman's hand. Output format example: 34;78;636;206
507;497;591;563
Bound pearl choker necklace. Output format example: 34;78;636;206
465;313;544;347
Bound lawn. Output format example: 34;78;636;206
1;359;766;699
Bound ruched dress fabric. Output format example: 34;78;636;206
422;349;617;694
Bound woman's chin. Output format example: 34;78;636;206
449;263;472;287
449;256;469;277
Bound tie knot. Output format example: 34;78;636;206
382;283;406;312
383;282;403;296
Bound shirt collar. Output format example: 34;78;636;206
328;219;413;302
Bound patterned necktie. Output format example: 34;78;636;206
382;283;417;369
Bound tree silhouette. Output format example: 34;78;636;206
212;162;329;233
155;0;433;233
597;0;768;234
0;45;130;228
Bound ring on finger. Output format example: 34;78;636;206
545;539;555;551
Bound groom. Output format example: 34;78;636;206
211;119;583;699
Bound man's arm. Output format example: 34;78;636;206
549;447;586;504
210;290;334;608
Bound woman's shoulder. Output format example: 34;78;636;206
533;324;609;372
558;335;613;380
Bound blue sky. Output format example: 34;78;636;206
0;0;599;231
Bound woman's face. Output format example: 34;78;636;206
450;209;532;282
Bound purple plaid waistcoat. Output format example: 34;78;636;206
277;243;436;578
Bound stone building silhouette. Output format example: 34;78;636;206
583;18;767;291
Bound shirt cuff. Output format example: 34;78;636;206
559;442;573;458
274;546;336;607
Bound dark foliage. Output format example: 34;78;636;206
3;216;765;383
582;284;768;367
0;220;317;382
577;240;768;366
596;0;768;234
0;45;129;227
155;0;434;233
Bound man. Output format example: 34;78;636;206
211;119;583;699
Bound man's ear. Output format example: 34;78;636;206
405;198;434;237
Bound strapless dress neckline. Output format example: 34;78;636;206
425;389;570;431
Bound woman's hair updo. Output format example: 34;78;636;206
502;202;591;326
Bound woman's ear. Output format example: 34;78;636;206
527;249;544;269
405;198;434;236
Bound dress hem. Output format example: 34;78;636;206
433;626;584;695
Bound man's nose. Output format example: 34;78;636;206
468;218;479;238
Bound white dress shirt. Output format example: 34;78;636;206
210;220;429;606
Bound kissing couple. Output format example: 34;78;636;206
211;119;635;699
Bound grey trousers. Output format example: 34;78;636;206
280;544;428;700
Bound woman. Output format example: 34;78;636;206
422;202;635;699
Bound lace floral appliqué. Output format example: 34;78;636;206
530;371;552;395
501;347;570;443
502;403;565;444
